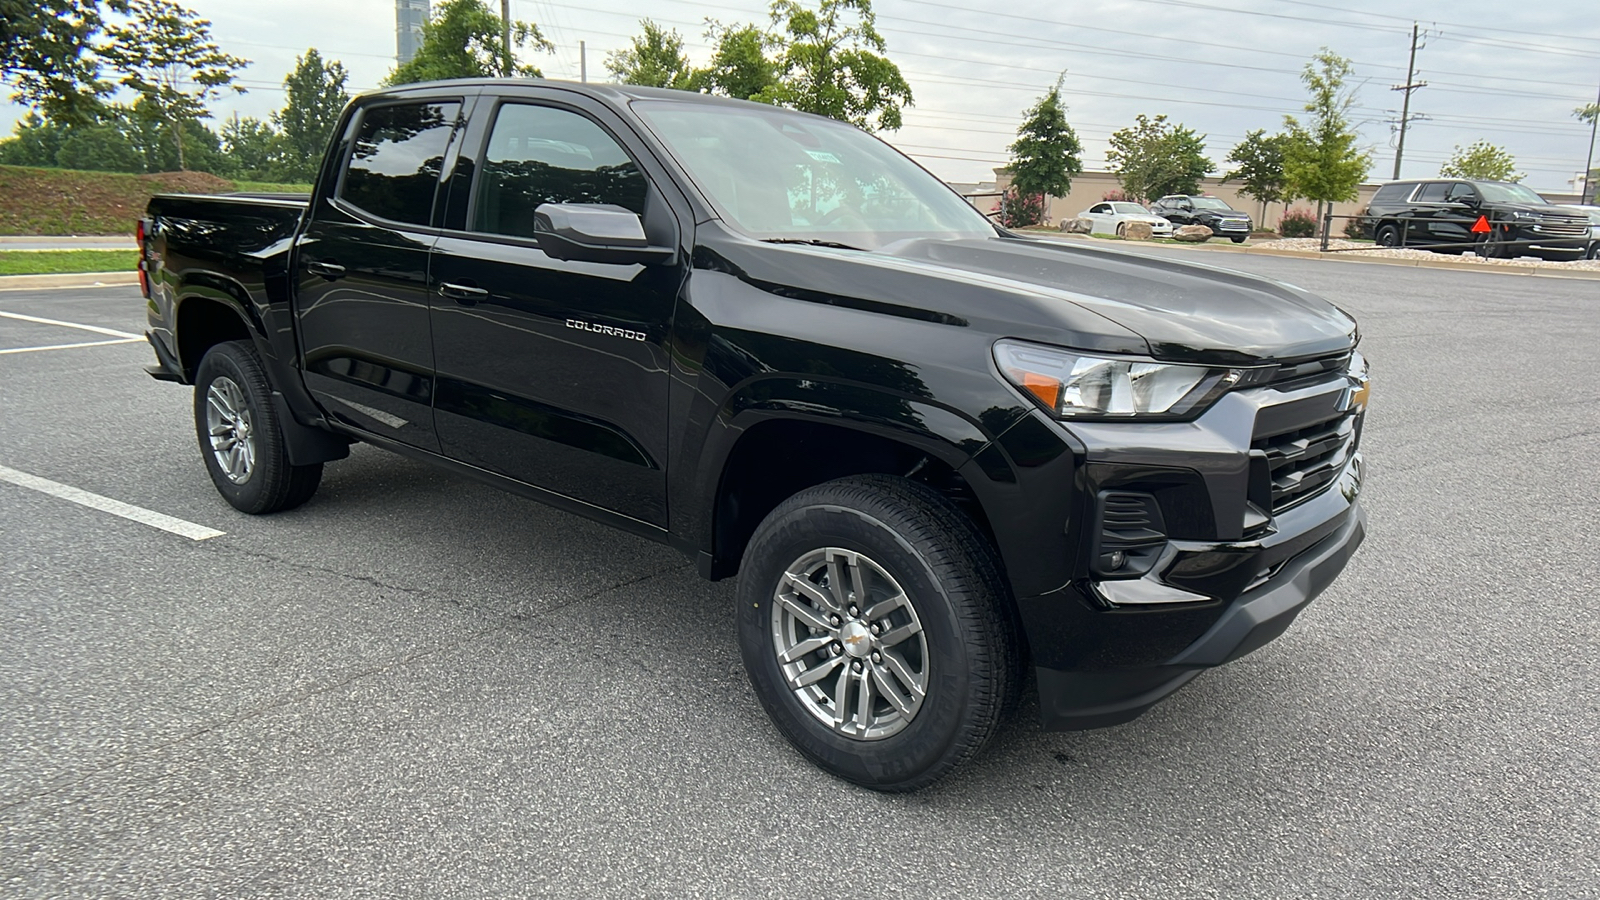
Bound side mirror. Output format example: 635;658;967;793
533;203;675;265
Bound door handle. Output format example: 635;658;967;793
307;260;346;279
440;282;490;304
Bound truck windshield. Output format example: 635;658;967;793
633;100;997;249
1191;198;1233;210
1476;183;1550;205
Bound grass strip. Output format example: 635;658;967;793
0;250;139;276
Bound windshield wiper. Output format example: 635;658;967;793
760;238;869;251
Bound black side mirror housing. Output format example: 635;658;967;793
533;203;675;266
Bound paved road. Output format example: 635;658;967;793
2;253;1596;898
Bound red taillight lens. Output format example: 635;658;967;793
136;219;150;297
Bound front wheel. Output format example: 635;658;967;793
1587;242;1598;260
193;340;322;514
736;475;1018;791
1231;236;1247;244
1375;224;1401;248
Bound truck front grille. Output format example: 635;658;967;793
1533;217;1589;238
1253;409;1357;512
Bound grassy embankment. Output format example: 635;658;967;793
0;164;310;236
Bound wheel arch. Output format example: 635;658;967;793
700;409;1004;584
173;275;266;381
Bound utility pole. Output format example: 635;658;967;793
501;0;512;76
1583;79;1600;204
580;40;587;83
1390;23;1427;180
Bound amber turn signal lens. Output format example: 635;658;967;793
1019;372;1061;409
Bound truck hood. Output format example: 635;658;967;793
699;232;1356;366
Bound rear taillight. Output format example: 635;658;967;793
136;218;150;297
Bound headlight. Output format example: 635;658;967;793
993;339;1265;419
1510;211;1537;221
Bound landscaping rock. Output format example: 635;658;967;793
1121;221;1153;241
1173;224;1213;242
1060;216;1093;234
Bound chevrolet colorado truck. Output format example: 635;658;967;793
140;80;1369;791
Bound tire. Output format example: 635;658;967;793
1115;223;1125;237
193;340;322;514
1375;224;1401;248
1231;236;1247;244
1477;227;1510;259
736;475;1019;792
1587;242;1598;261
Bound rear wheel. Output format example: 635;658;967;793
736;475;1018;791
1375;224;1401;248
194;340;322;514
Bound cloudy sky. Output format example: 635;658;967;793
6;0;1598;192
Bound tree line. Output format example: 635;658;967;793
3;0;1550;209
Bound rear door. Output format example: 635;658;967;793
295;96;468;451
1409;182;1449;246
427;93;688;529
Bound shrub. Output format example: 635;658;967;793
1342;211;1370;240
995;189;1045;228
1101;189;1131;202
1279;208;1319;238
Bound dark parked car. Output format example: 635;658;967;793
139;79;1368;791
1364;179;1589;260
1149;195;1253;242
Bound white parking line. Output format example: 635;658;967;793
0;338;143;355
0;310;141;339
0;464;226;541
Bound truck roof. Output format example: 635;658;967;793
354;77;833;120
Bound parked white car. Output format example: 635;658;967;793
1076;201;1175;238
1569;204;1600;259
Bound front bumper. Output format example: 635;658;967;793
1036;495;1364;730
997;364;1367;731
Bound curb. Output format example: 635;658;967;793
1031;232;1600;280
0;271;139;291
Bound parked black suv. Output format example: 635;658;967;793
1149;195;1253;242
140;79;1368;791
1364;179;1589;260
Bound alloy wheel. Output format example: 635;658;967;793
205;375;256;484
770;547;929;740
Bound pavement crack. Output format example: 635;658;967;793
193;542;427;597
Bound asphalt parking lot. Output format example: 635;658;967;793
2;252;1597;898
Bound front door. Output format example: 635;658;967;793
428;99;683;528
296;98;463;451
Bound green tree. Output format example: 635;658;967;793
54;122;143;172
387;0;552;85
272;49;350;182
1007;76;1082;211
1106;113;1213;203
100;0;249;171
756;0;912;131
700;22;777;100
221;114;279;179
1282;48;1370;222
0;0;124;124
0;113;73;167
1439;140;1522;182
606;20;698;90
1223;129;1290;219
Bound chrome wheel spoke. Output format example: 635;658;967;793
789;655;843;689
854;666;873;728
832;665;851;727
870;665;914;717
205;376;256;484
778;586;835;632
785;572;841;613
779;633;833;664
826;552;854;609
877;620;923;650
879;649;925;700
862;591;908;621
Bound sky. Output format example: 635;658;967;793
5;0;1598;192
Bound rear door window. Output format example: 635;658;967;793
469;103;647;239
340;101;461;227
1415;183;1449;203
1371;183;1411;204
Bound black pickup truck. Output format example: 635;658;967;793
140;79;1368;791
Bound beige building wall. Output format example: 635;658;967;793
988;168;1381;232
